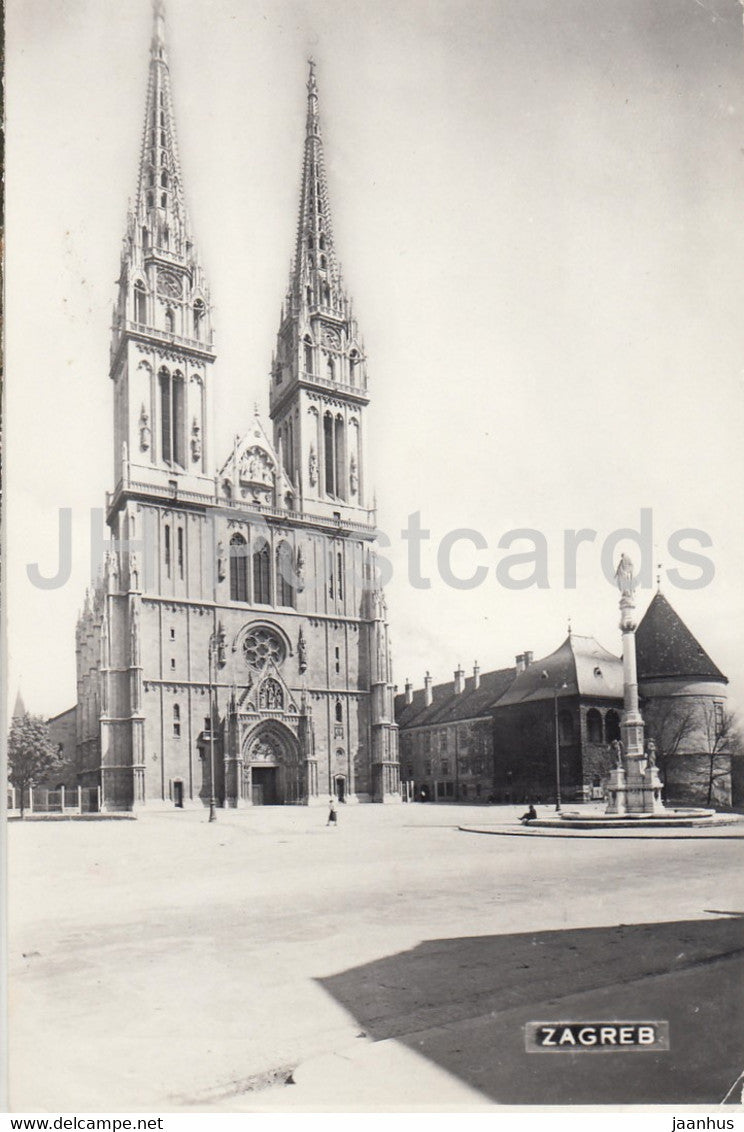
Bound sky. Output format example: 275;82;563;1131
5;0;744;719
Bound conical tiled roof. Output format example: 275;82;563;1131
636;592;726;683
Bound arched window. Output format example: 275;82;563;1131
149;170;155;187
304;336;314;374
335;700;343;723
147;192;154;209
162;226;170;249
229;533;248;602
161;169;168;188
605;709;621;744
349;350;358;385
320;254;327;269
252;541;271;604
558;710;574;745
319;234;326;251
307;235;314;251
173;703;181;737
159;367;185;466
134;281;147;324
322;283;331;306
324;412;335;496
327;355;334;381
141;226;149;251
193;299;205;340
586;708;603;744
276;542;295;607
334;415;346;501
165;308;175;334
306;287;312;306
160;131;166;147
161;193;167;208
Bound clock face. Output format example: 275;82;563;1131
157;269;182;299
322;323;341;348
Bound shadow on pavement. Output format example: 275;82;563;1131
318;917;744;1105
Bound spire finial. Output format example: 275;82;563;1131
567;615;572;637
152;0;166;53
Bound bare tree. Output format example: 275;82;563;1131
699;702;742;807
642;698;697;794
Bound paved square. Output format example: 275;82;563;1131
7;804;744;1110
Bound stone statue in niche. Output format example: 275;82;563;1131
216;621;227;668
349;454;358;496
129;552;140;591
296;544;305;592
139;405;151;452
298;627;307;674
191;418;201;462
222;476;233;500
259;678;284;711
611;738;624;768
308;445;318;486
216;541;226;582
240;447;273;486
646;739;657;767
107;550;119;592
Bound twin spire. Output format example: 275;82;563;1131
133;0;192;257
289;58;345;316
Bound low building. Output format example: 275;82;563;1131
395;592;736;807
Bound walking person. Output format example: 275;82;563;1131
326;797;338;827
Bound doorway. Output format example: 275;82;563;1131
252;765;278;806
173;780;184;808
335;775;346;803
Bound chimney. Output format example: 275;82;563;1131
515;653;525;673
424;672;433;706
473;662;480;690
404;679;413;706
454;665;465;695
523;650;534;668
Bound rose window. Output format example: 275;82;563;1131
242;626;285;670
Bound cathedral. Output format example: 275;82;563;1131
74;3;400;810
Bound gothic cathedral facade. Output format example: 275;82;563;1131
75;3;400;810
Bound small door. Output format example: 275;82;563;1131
335;776;346;803
173;780;184;808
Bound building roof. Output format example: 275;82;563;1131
495;634;623;707
394;666;516;729
636;591;727;684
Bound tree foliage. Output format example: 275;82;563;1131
7;712;61;816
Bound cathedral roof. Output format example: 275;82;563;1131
394;666;517;729
636;591;726;683
495;634;623;707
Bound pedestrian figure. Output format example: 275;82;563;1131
327;798;337;826
520;802;537;824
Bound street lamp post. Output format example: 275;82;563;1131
207;630;219;822
541;671;568;812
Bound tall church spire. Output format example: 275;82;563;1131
289;60;345;317
109;0;215;499
133;0;192;257
270;61;372;523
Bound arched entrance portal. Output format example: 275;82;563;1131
242;722;302;806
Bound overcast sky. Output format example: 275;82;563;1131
6;0;744;718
